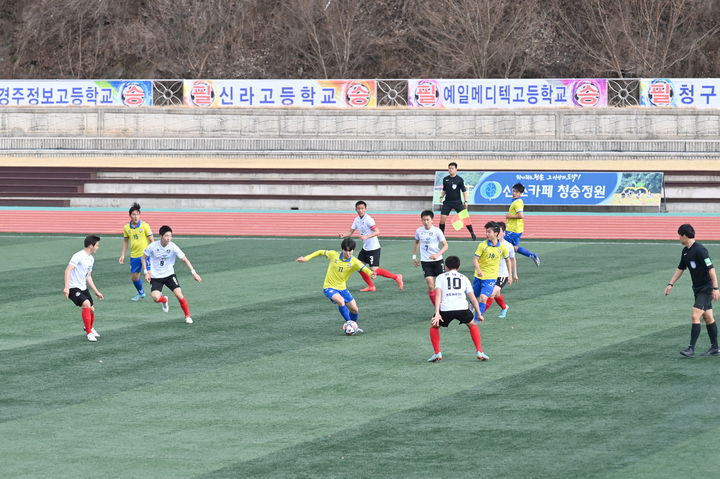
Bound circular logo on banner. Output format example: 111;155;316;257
121;82;147;107
189;81;215;107
479;181;502;200
647;79;674;107
572;80;601;107
413;80;440;107
344;81;371;108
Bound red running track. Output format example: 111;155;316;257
1;210;719;240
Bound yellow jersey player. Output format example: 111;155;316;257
119;202;154;301
296;238;376;335
472;221;512;319
505;182;540;266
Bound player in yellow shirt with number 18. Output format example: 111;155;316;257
473;221;513;319
119;202;153;301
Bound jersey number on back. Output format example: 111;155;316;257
446;277;462;290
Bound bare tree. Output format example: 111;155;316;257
139;0;273;78
405;0;542;78
557;0;720;77
5;0;720;79
277;0;377;78
14;0;147;78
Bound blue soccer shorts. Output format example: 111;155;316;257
473;278;497;298
129;257;150;274
504;231;523;247
323;288;354;304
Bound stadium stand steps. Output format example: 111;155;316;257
2;137;720;159
0;167;433;210
1;166;718;212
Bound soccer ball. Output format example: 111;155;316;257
343;320;359;336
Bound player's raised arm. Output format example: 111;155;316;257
297;250;325;262
339;228;355;238
181;256;202;282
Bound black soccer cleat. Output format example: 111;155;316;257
679;347;695;358
704;345;720;356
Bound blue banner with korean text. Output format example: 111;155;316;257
433;171;663;207
0;80;153;107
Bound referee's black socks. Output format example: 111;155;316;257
690;323;701;348
707;321;718;347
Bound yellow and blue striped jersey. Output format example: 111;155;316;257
303;250;371;290
474;241;510;280
507;198;524;233
123;221;153;258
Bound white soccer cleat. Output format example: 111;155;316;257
90;328;100;337
477;351;490;361
427;352;442;362
161;296;169;313
185;317;193;324
87;333;97;342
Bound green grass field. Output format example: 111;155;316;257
2;234;720;478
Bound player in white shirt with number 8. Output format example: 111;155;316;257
428;256;489;362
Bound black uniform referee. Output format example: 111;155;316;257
438;162;476;240
665;223;720;357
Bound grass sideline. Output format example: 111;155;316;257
1;234;720;478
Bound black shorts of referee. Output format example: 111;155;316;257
440;201;465;216
694;288;714;311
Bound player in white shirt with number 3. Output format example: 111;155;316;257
64;235;104;342
427;256;489;362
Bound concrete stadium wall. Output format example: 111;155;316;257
1;107;719;140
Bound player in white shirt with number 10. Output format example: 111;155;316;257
427;255;489;362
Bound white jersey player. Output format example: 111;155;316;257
339;200;403;292
412;210;448;305
142;225;202;324
427;255;489;362
63;235;104;341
